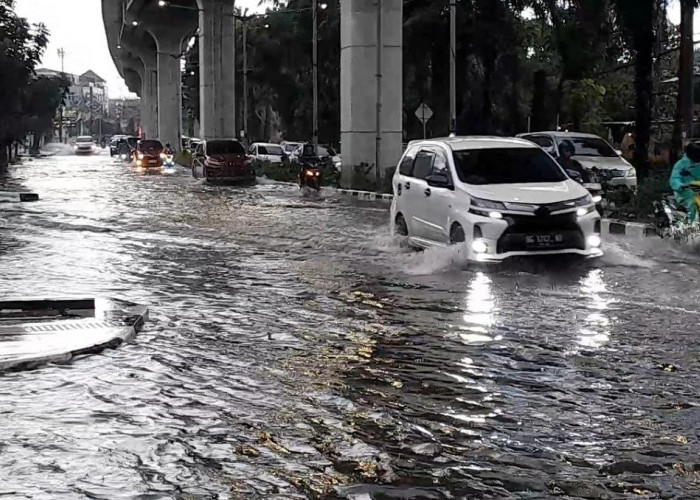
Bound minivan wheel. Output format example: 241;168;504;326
450;224;466;245
395;214;408;236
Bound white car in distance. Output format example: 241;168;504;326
390;136;603;263
249;143;286;164
74;136;96;155
517;132;637;190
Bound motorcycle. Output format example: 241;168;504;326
161;152;175;167
300;162;321;191
653;181;700;241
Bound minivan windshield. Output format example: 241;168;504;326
557;136;617;158
283;143;300;152
207;140;245;155
452;147;568;185
76;136;93;143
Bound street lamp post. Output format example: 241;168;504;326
449;0;456;135
243;18;248;143
312;0;318;147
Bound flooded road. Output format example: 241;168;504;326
2;153;700;499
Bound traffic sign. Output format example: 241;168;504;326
415;103;433;124
415;103;433;139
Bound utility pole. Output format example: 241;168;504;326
681;0;695;141
89;82;94;138
375;0;382;185
449;0;456;135
312;0;319;147
243;18;248;143
57;48;66;142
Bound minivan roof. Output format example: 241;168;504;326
518;131;603;140
407;136;538;150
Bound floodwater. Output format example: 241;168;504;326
1;152;700;499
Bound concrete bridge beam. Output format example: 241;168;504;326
197;0;236;140
340;0;403;189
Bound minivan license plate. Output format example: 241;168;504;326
525;234;564;248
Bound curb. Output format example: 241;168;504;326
0;191;39;203
337;188;393;202
335;189;660;239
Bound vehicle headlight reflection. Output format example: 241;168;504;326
577;269;612;348
459;272;501;343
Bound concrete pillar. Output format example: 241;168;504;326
197;0;236;140
123;42;159;140
140;62;158;140
149;28;184;151
340;0;403;190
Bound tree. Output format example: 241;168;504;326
0;0;49;169
22;75;69;153
613;0;659;179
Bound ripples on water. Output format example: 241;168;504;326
2;154;700;498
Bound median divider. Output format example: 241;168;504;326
0;191;39;203
336;188;659;239
337;188;394;202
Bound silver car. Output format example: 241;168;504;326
518;132;637;190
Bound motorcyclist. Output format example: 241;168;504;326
117;138;131;160
669;140;700;222
557;139;591;183
298;144;321;188
164;142;174;155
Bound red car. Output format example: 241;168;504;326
133;140;164;168
192;139;255;184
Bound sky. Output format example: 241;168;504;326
14;0;268;99
11;0;696;99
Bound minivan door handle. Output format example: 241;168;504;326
404;182;411;190
424;188;431;197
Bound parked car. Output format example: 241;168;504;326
390;136;603;263
74;136;96;155
249;142;286;164
517;131;637;190
132;139;165;168
192;139;255;184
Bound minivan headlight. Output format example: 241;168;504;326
470;197;506;210
627;167;636;178
572;194;593;207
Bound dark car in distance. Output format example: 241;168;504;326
132;139;165;168
192;139;255;184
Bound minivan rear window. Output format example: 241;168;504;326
452;147;567;185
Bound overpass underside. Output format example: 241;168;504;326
101;0;402;189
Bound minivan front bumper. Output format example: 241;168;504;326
466;209;602;262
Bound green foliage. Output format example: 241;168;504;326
0;0;50;167
606;177;671;221
23;75;70;153
174;150;193;168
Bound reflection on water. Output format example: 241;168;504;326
577;269;612;349
460;272;500;343
3;154;700;498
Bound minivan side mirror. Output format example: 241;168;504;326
426;172;452;188
615;149;623;156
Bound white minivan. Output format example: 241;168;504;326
390;136;603;263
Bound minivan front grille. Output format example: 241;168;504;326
497;213;585;253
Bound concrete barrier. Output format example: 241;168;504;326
0;191;39;203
